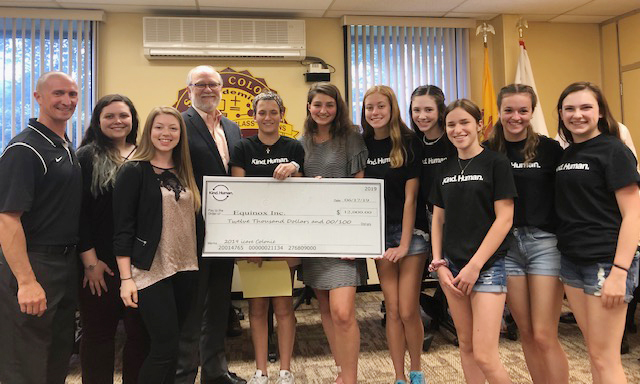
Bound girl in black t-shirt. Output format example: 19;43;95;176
362;85;429;384
229;91;301;384
555;82;640;384
430;99;516;384
486;84;568;384
409;85;456;217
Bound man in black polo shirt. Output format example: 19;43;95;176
0;71;82;384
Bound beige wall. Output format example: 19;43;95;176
473;17;602;136
99;13;345;132
100;13;604;139
600;11;640;148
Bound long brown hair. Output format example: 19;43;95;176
361;85;415;168
79;94;139;197
132;107;200;211
303;82;355;145
487;84;539;164
556;82;619;144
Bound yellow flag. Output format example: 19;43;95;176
481;46;498;141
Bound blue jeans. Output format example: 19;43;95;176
446;257;508;293
560;252;640;303
385;224;429;256
506;227;561;277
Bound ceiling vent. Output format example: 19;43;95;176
143;17;306;60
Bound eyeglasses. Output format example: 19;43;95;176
189;82;222;90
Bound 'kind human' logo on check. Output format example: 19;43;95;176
210;184;233;201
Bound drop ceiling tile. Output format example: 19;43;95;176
60;0;196;5
199;0;334;10
328;0;465;13
567;0;640;16
453;0;589;15
0;1;60;6
324;9;447;17
549;14;611;23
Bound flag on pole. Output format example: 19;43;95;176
515;40;549;136
481;45;498;141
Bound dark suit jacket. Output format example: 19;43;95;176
183;106;241;255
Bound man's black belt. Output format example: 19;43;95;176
27;244;77;255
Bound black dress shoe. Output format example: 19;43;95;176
207;371;247;384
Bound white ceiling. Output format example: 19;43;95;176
0;0;638;23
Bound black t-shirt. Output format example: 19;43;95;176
555;134;640;265
364;134;427;231
0;119;82;245
420;134;456;212
229;135;305;177
430;149;517;270
502;136;563;232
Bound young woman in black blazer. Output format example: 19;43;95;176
114;106;201;384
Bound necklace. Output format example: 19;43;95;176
457;156;476;175
423;132;444;146
151;163;175;171
121;146;136;160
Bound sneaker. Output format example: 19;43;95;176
409;371;427;384
248;370;268;384
395;380;407;384
275;370;295;384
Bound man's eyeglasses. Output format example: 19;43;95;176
189;82;222;89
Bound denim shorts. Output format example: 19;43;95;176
560;251;640;303
506;227;561;277
385;224;429;256
446;257;508;293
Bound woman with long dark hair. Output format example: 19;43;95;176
555;82;640;384
300;82;368;384
485;84;568;384
77;94;148;384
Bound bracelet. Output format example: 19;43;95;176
121;276;133;280
428;259;449;272
613;263;629;273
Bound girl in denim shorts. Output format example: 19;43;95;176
555;82;640;384
430;99;517;384
485;84;569;383
362;85;429;384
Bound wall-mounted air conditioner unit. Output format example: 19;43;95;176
143;17;306;60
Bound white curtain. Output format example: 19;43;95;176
1;18;96;149
346;25;470;125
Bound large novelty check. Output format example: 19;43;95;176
202;177;385;258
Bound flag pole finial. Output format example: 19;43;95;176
475;22;495;47
516;17;529;39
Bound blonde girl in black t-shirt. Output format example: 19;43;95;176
486;84;568;384
362;85;429;384
230;91;301;384
556;82;640;384
430;99;516;384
